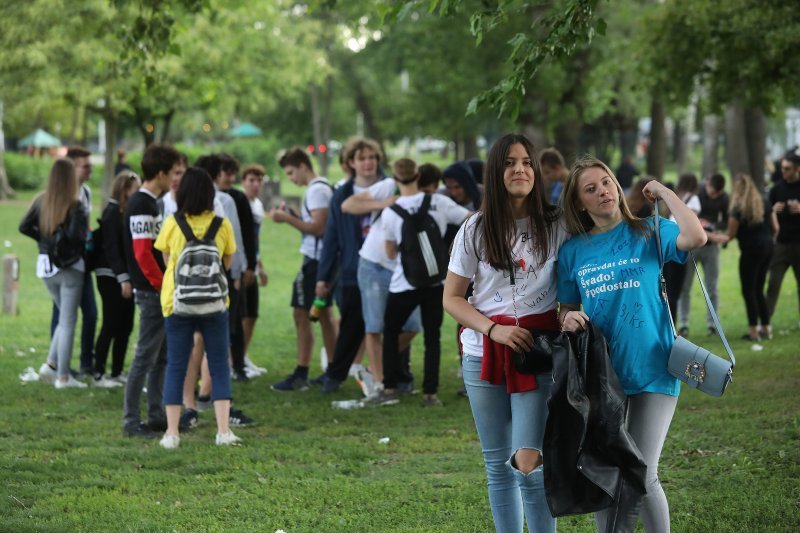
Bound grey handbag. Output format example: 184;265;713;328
653;201;735;397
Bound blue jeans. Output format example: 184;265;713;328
163;311;231;405
43;268;84;379
462;353;556;533
51;268;97;372
357;257;420;334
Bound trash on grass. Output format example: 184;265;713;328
331;399;364;410
378;437;390;445
19;367;40;382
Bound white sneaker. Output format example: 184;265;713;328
244;355;267;375
355;368;377;398
215;430;242;446
159;434;180;449
348;363;364;379
110;373;128;384
38;363;56;385
319;347;328;372
54;376;88;389
93;375;123;388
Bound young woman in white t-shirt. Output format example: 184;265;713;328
443;134;566;533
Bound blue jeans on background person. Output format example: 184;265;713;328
462;353;556;533
357;257;421;334
163;311;231;405
42;268;84;380
51;269;97;373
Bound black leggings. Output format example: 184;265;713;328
94;276;135;377
740;246;773;326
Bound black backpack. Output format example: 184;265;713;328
389;194;447;288
172;215;229;317
46;205;86;269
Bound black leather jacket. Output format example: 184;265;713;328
543;323;647;524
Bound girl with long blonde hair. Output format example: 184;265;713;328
19;158;88;388
726;173;778;340
557;156;706;531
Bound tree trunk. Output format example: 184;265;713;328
341;56;383;147
462;135;479;160
0;101;16;199
102;107;118;205
674;119;690;175
646;98;666;179
618;116;638;165
554;118;582;167
320;75;333;177
724;102;749;179
745;107;767;189
701;114;720;179
160;109;175;145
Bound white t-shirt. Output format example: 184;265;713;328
669;193;701;222
382;192;470;293
358;178;399;270
162;191;226;219
299;177;333;260
249;197;265;226
447;213;569;357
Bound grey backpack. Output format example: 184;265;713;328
173;215;228;317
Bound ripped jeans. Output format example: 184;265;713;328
462;353;556;533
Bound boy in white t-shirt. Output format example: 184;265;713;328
270;148;337;391
378;159;470;406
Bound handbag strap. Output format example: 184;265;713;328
653;199;736;368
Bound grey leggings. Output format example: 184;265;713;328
43;268;84;379
595;392;678;533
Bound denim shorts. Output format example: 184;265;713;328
357;257;420;334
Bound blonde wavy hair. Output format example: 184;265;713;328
562;156;648;237
729;173;764;224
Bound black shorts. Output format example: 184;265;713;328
240;279;259;318
291;256;333;310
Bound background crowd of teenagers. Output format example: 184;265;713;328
16;133;799;529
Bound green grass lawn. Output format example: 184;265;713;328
1;190;798;532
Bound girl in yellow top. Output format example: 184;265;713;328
154;167;239;448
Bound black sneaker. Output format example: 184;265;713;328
179;408;198;431
397;380;416;396
707;327;718;336
309;373;326;386
320;375;342;394
147;418;168;432
678;327;689;337
124;422;158;439
271;374;309;392
232;369;250;382
229;408;254;426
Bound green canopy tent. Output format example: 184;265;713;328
18;128;62;148
228;122;263;138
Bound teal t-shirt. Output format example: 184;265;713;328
557;217;687;396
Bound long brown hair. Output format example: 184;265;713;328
39;158;79;236
473;133;559;270
729;173;764;224
563;156;648;237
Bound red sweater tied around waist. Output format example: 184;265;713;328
481;310;560;393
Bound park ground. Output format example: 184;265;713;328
0;189;798;532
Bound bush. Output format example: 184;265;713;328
3;152;53;190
